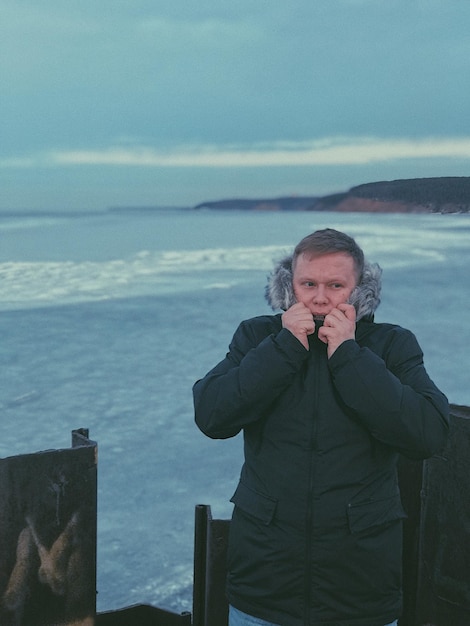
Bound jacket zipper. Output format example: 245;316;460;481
304;345;321;625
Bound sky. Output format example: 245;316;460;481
1;0;470;211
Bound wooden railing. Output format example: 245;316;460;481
1;405;469;625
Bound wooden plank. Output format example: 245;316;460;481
0;431;97;626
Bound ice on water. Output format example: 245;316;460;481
0;208;468;613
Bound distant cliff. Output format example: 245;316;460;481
194;177;470;213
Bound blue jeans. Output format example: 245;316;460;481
229;605;398;626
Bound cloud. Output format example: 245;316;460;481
6;136;467;169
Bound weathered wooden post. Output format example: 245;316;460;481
399;404;470;626
0;429;97;626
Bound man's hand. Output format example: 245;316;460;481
282;302;315;350
318;303;356;358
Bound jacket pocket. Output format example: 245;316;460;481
230;481;277;525
347;493;407;533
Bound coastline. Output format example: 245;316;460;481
193;176;470;214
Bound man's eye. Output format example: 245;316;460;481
331;283;343;289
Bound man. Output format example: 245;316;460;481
193;229;449;626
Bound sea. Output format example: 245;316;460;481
0;207;468;614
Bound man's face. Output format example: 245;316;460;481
292;252;357;318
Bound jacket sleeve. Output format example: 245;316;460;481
193;318;309;439
328;328;449;459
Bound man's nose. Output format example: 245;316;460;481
313;286;328;303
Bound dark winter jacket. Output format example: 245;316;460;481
193;256;449;626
